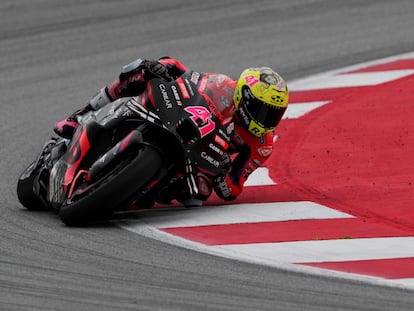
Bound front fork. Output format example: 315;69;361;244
29;138;67;208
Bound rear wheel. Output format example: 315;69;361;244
58;146;162;226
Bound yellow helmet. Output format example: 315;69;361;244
233;67;288;137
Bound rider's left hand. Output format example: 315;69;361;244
144;60;171;81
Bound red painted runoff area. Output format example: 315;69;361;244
268;61;414;232
162;217;412;245
300;257;414;279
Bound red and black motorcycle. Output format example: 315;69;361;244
17;71;233;226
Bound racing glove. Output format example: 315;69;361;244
116;59;171;97
213;174;242;201
142;60;171;81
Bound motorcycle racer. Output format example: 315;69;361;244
54;57;289;202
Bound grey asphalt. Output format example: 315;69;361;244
1;1;414;310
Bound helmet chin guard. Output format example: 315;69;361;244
234;67;288;136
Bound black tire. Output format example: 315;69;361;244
58;146;162;226
17;162;48;211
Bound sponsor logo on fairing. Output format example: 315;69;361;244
171;85;182;106
226;122;234;135
191;72;201;84
214;134;229;149
218;129;231;142
159;84;172;109
183;78;195;96
201;151;220;167
209;143;224;155
177;81;190;99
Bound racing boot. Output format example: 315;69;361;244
53;103;93;139
54;88;112;139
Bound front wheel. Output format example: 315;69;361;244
17;161;48;211
59;146;162;226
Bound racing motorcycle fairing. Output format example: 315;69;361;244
49;123;93;205
48;98;137;206
19;70;235;223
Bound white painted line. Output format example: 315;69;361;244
289;70;414;91
213;237;414;263
131;201;353;228
392;278;414;287
244;167;276;186
287;50;414;91
283;101;331;119
119;219;414;291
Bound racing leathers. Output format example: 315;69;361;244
54;57;275;202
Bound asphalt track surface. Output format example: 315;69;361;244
1;1;414;310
